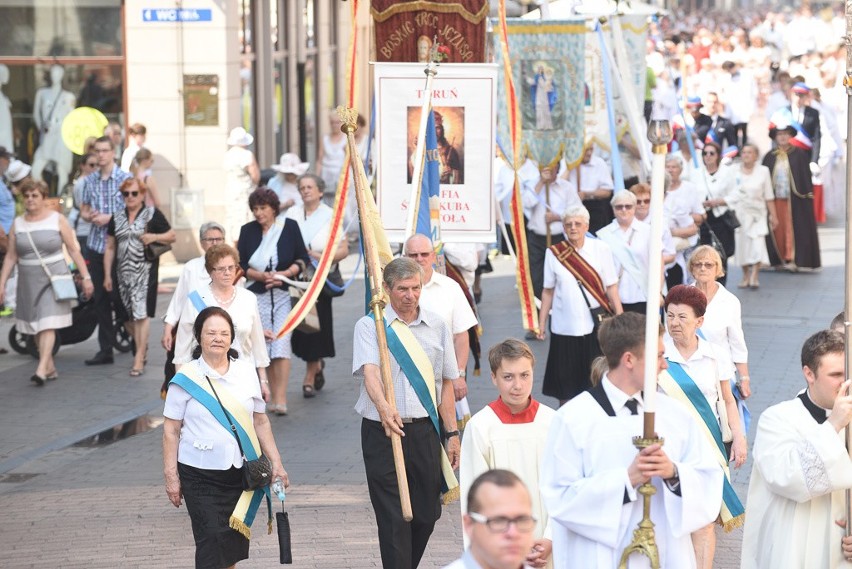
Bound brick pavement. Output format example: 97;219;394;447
0;215;845;567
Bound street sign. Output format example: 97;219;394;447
142;8;213;22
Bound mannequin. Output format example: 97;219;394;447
0;65;12;151
32;65;75;189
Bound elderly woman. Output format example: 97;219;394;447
238;188;309;415
104;178;175;376
224;127;260;243
536;205;622;405
699;141;738;283
267;153;308;214
163;307;288;569
730;143;777;289
597;191;655;314
173;244;270;399
688;246;752;398
0;180;93;385
660;285;746;569
286;173;349;397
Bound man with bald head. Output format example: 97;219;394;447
404;233;478;401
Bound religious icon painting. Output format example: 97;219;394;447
406;106;465;185
521;60;563;132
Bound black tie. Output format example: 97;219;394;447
625;399;639;416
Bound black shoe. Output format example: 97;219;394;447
85;352;114;365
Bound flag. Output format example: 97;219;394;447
415;111;441;240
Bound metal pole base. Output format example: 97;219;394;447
618;436;664;569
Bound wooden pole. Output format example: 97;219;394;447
338;106;413;522
843;0;852;538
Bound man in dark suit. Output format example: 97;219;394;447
789;82;821;166
703;92;737;149
687;96;712;143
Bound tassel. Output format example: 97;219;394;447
230;516;252;540
720;513;745;533
441;484;460;505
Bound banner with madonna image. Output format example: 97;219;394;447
493;19;587;169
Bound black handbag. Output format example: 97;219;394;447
576;280;613;333
702;224;729;263
205;376;273;491
144;241;172;261
323;263;345;298
718;209;741;230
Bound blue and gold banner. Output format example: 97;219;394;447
493;19;587;170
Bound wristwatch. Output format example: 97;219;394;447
444;430;460;440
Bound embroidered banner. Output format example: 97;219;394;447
492;18;587;169
371;0;489;64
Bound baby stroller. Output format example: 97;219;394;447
8;271;133;358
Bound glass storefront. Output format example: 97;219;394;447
1;0;124;193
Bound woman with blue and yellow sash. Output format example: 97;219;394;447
659;285;746;569
163;307;288;569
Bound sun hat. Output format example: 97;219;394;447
226;127;254;147
271;153;309;176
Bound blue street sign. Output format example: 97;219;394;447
142;8;213;22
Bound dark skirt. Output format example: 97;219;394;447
542;331;602;401
178;463;249;569
292;291;336;361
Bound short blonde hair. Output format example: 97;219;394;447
688;245;725;278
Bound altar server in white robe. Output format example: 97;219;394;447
541;312;722;569
460;339;556;568
741;329;852;569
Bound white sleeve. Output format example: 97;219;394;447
164;266;192;325
725;295;748;364
543;249;557;289
172;302;198;365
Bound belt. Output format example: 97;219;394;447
401;416;431;424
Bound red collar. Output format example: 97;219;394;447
488;397;540;424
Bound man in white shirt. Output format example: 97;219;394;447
742;329;852;569
541;312;722;568
521;164;580;302
404;234;478;402
443;469;537;569
560;143;615;234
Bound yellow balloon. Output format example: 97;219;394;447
61;107;109;155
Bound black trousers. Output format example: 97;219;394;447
86;249;126;354
622;301;648;315
583;198;614;235
362;418;442;569
528;231;565;299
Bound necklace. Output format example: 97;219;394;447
211;285;237;306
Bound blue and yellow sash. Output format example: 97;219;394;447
384;318;460;504
170;366;272;538
658;361;745;531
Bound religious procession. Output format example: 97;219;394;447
0;0;851;568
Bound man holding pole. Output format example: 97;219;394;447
741;329;852;569
352;256;461;569
540;312;721;568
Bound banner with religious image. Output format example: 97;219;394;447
492;19;586;169
371;0;489;64
614;14;649;118
374;62;497;243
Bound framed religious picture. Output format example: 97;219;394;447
375;62;498;243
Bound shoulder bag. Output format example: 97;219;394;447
204;375;273;490
144;212;172;261
576;279;612;334
23;221;77;302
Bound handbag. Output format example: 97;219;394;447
576;280;613;334
288;286;321;334
718;209;741;230
23;223;77;302
204;376;273;491
715;379;734;443
144;242;172;261
323;263;345;298
702;223;728;262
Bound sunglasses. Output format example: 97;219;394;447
613;204;634;210
635;199;651;205
121;191;140;198
693;261;716;269
406;252;432;259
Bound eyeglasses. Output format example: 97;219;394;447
635;199;651;205
121;191;140;198
692;261;716;269
212;265;237;274
613;204;634;210
201;237;225;244
563;221;586;228
468;512;537;533
406;252;432;259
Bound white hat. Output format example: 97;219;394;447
271;153;309;176
226;127;254;147
6;160;31;183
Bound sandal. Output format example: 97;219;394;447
303;384;316;398
314;361;326;391
129;368;144;377
45;370;59;381
30;374;46;387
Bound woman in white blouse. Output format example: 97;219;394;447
688;245;752;398
163;307;287;568
699;141;737;283
173;244;270;401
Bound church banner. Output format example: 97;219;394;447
492;19;587;169
375;62;497;243
371;0;489;64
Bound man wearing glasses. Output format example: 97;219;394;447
444;469;538;569
540;313;721;568
79;135;132;365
